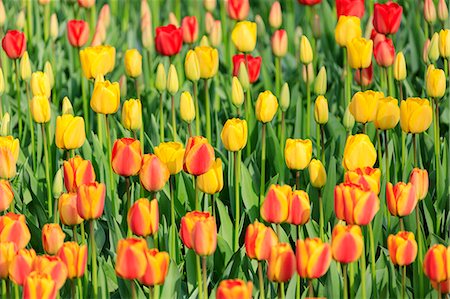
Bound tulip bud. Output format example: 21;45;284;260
300;35;313;64
50;13;58;40
429;33;440;63
90;80;120;114
99;4;110;28
76;182;106;220
122;99;142;131
438;0;449;21
155;63;166;92
374;36;395;67
140;154;170;192
205;12;215;35
343;106;355;131
331;224;363;263
280;83;290;112
16;10;25;29
314;66;327;95
314;95;329;125
119;75;127;98
255;14;266;38
231;77;244;107
142;26;153;50
139;248;170;286
20;51;31;81
261;184;291;223
267;243;296;282
400;98;433;133
423;39;431;64
197;158;223;194
287;190;310;225
409;168;429;200
374;97;400;130
423;244;449;283
231;21;257;52
154;142;185;175
0;1;5;27
209;20;222;47
245;220;278;260
221;118;248;151
203;0;216;11
296;238;332;279
312;13;321;39
284;138;312;170
424;0;437;24
271;29;288;57
42;223;65;255
439;29;450;58
386;181;417;217
342;134;377;171
0;179;13;211
57;242;88;279
238;63;250;91
167;64;179;95
0;242;17;279
0;68;4;95
181;16;199;44
0;113;10;136
217;279;253;299
115;238;147;280
112;138;142;177
183;136;215;175
426;67;446;98
44;61;54;89
269;1;282;29
128;198;159;237
180;91;195;123
31;71;51;98
58;193;83;226
394;51;407;81
168;12;179;27
30;96;51;123
60;97;73;115
309;159;327;188
199;35;210;47
124;49;142;78
185;50;200;82
52;167;64;198
255;90;279;123
55;115;86;150
302;63;315;84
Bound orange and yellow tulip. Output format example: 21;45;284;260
216;279;253;299
261;184;291;224
287;190;310;226
32;255;68;290
267;243;296;282
387;231;417;266
76;182;106;220
42;223;65;255
23;272;57;299
127;198;159;237
386;182;417;217
9;248;36;285
0;179;13;211
196;158;223;195
0;212;31;249
423;244;449;283
57;242;88;279
180;211;217;256
111;138;142;177
344;167;381;195
244;220;278;261
183;136;215;176
139;154;170;192
58;193;83;226
139;248;170;286
0;136;19;179
409;168;429;200
115;237;148;280
0;241;16;278
63;156;96;193
331;224;363;263
296;238;331;279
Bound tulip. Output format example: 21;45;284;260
20;52;31;81
58;193;83;226
374;36;395;67
30;96;51;124
142;26;153;50
61;97;73;115
231;21;257;52
271;29;288;57
50;13;58;40
183;136;215;176
284;138;312;170
197;158;223;195
32;255;68;290
217;279;253;299
280;83;290;111
227;0;250;20
179;91;195;124
232;54;262;84
298;0;321;5
205;12;215;34
355;63;374;87
374;97;400;130
168;13;179;27
63;156;96;193
44;62;54;89
111;138;142;177
296;238;332;279
79;45;116;79
181;16;198;44
386;182;417;217
287;190;310;225
154;142;185;175
167;64;179;95
124;49;142;78
121;99;142;131
231;77;244;107
261;184;291;224
426;68;446;99
139;248;170;286
331;224;363;263
31;72;51;98
193;46;219;79
432;279;450;294
439;29;450;58
438;0;449;21
23;272;57;299
0;212;31;249
57;242;88;279
2;30;26;59
67;20;89;48
429;33;441;63
423;244;449;283
139;154;170;192
302;64;313;85
155;24;183;56
344;167;381;195
238;63;250;91
347;37;373;69
0;136;19;179
244;220;278;260
155;63;167;92
209;20;222;47
76;182;106;220
400;98;433;134
269;1;282;29
387;231;418;266
78;0;95;8
409;168;429;200
9;248;36;285
342;134;377;171
314;67;327;95
335;16;362;47
16;11;25;30
55;114;86;150
90;80;120;114
300;35;313;64
203;0;216;11
424;0;437;24
394;52;407;81
221;118;248;152
0;179;13;211
336;0;365;18
42;224;65;255
128;198;159;237
0;241;15;278
373;1;403;35
309;159;327;188
345;103;356;131
255;90;279;123
185;50;201;82
115;237;148;280
180;211;217;256
314;95;328;124
267;243;296;282
0;113;10;136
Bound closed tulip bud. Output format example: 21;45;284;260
197;158;223;194
271;29;288;57
217;279;253;299
302;63;315;84
309;159;327;188
180;211;217;256
267;243;296;282
50;13;58;40
142;26;153;50
58;193;83;226
244;220;278;260
423;39;431;64
76;182;106;220
115;238;147;280
139;248;170;286
231;21;257;52
154;142;185;175
332;224;363;263
287;190;310;225
42;224;65;255
209;20;222;48
255;90;279;123
185;50;200;82
155;63;166;92
111;138;142;177
205;12;215;34
23;272;57;299
221;118;248;151
30;96;51;123
343;134;377;171
300;35;313;64
424;0;437;24
0;1;5;27
296;238;332;279
181;16;198;44
0;212;31;249
269;1;282;29
60;97;73;115
231;77;244;107
400;98;433;133
124;49;142;78
429;33;440;63
194;46;219;79
200;35;210;47
67;20;89;48
80;45;116;80
261;184;291;223
0;136;19;179
227;0;250;20
9;248;36;285
374;96;400;130
167;64;179;95
427;67;446;98
314;67;327;95
348;37;373;69
394;52;407;81
238;63;250;91
409;168;429;200
90;80;120;114
128;198;159;237
438;0;449;21
140;154;170;192
280;83;290;111
0;241;15;278
20;52;31;81
343;105;355;131
334;16;362;47
122;99;142;131
57;242;87;279
0;113;10;136
180;91;195;123
253;15;265;38
0;179;13;211
314;96;329;125
63;156;96;193
386;181;417;217
31;71;51;98
55;115;86;150
78;0;95;8
284;138;313;170
374;36;395;67
439;29;450;58
118;75;127;98
349;90;384;124
344;167;381;195
203;0;216;11
183;136;215;176
387;231;418;266
43;62;54;90
423;244;449;283
312;14;322;39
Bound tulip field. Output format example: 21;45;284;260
1;0;450;298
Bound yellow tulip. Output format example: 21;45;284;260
314;66;327;95
122;99;142;131
197;158;223;194
394;52;407;81
300;35;313;65
439;29;450;58
400;98;433;134
180;91;195;123
20;52;31;81
335;16;362;48
231;21;257;52
280;82;290;112
30;96;51;123
284;138;312;170
342;134;376;171
428;33;440;63
62;97;73;115
90;80;120;114
255;90;278;123
167;64;179;95
309;159;327;188
349;90;384;124
55;114;86;150
79;45;116;79
314;95;329;125
44;62;54;89
426;68;446;98
154;142;185;175
374;97;400;130
31;71;51;98
238;63;250;91
231;77;244;107
184;50;200;82
124;49;142;78
347;37;373;69
194;46;219;79
220;118;248;152
155;63;166;92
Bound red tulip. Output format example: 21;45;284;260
336;0;365;18
374;35;395;67
267;243;296;282
386;182;417;217
63;156;96;193
232;54;262;84
2;30;26;59
227;0;250;20
111;138;142;177
181;16;198;44
387;231;417;266
183;136;215;176
298;0;321;5
355;63;373;87
67;20;90;48
155;24;183;56
373;1;403;35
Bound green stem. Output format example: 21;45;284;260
80;50;90;134
360;240;366;299
171;94;177;141
193;81;200;136
296;274;300;299
318;189;324;241
343;264;348;299
42;124;52;217
306;67;311;137
159;93;164;142
170;176;176;261
259;124;267;220
71;279;76;299
43;4;50;41
105;115;115;216
90;5;96;40
125;177;131;214
234;150;241;252
148;286;154;299
349;262;354;299
402;265;406;299
122;0;130;32
195;177;199;210
280;112;286;183
296;170;300;190
376;129;383;174
384;131;390;183
14;59;22;138
401;132;406;181
398;81;404;101
412;134;417;167
433;98;440;200
415;205;424;298
258;261;265;299
26;83;36;173
344;48;352;107
131;280;136;299
320;125;325;164
280;282;285;299
275;57;282;97
196;254;203;299
90;220;98;298
204;79;211;142
73;226;78;243
438;283;442;299
245;89;252;157
368;222;377;299
202;256;207;299
81;223;86;244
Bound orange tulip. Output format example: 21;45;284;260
287;190;310;226
296;238;332;279
58;193;83;226
334;183;380;225
180;211;217;256
32;255;68;290
261;184;291;224
387;231;417;266
386;182;417;217
423;244;449;283
244;220;278;261
9;248;36;285
42;223;66;255
139;154;170;192
63;156;96;193
431;279;450;294
115;237;148;280
0;241;16;278
23;272;57;299
127;198;159;237
409;168;429;200
331;224;363;264
267;243;296;282
76;182;106;220
183;136;215;176
0;212;31;249
111;138;142;177
139;248;170;286
0;179;13;211
57;242;88;279
344;167;381;195
216;279;253;299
